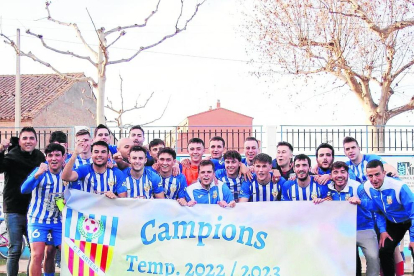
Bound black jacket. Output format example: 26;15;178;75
0;147;45;214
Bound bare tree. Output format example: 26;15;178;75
105;75;170;132
245;0;414;150
1;0;205;124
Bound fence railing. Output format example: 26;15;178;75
0;126;264;153
1;125;412;154
108;126;264;153
279;125;414;153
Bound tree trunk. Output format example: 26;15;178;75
96;30;107;125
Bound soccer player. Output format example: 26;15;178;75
272;141;295;179
62;141;127;198
21;144;67;276
242;137;260;166
313;143;334;185
209;136;226;170
113;137;134;166
215;150;244;202
239;153;286;202
129;125;145;147
123;146;165;199
182;138;205;185
183;160;235;207
0;127;46;276
314;161;380;276
93;124;117;154
343;136;397;183
148;139;165;162
350;160;414;276
281;154;328;201
49;131;70;160
157;147;186;200
128;125;154;166
73;129;93;168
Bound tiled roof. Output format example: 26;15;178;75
0;73;86;120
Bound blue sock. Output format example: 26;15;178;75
44;273;55;276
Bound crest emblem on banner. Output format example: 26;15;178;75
64;209;118;276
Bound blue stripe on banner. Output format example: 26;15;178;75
65;208;72;238
98;215;106;244
75;211;83;240
109;217;118;246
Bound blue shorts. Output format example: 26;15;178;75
28;223;62;247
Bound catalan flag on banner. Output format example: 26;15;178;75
63;208;118;276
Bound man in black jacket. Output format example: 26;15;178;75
0;127;45;276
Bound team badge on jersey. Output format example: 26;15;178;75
212;190;218;199
64;209;118;276
170;184;177;193
311;192;317;200
108;178;115;186
272;188;278;198
158;181;163;187
387;196;393;205
345;194;350;201
144;184;151;192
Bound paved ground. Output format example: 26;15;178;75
0;259;60;274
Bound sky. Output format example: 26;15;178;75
0;0;413;131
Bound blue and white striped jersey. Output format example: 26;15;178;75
122;167;164;198
21;168;66;224
240;174;285;202
211;157;225;171
215;169;244;201
160;174;186;199
73;164;127;195
108;144;118;155
282;176;328;201
185;180;234;204
73;155;93;169
346;154;385;183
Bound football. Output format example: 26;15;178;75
83;218;99;234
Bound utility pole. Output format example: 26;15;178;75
15;28;21;132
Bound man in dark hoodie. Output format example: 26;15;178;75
0;127;45;276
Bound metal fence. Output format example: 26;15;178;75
279;125;414;153
1;125;412;154
0;126;264;153
108;126;264;152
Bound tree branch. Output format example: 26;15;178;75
107;31;125;48
141;95;171;126
25;29;97;67
387;96;414;120
345;0;414;40
104;0;162;36
45;1;98;58
391;59;414;80
1;33;98;87
108;0;206;65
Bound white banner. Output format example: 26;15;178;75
61;189;356;276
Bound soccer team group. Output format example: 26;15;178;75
0;124;413;276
